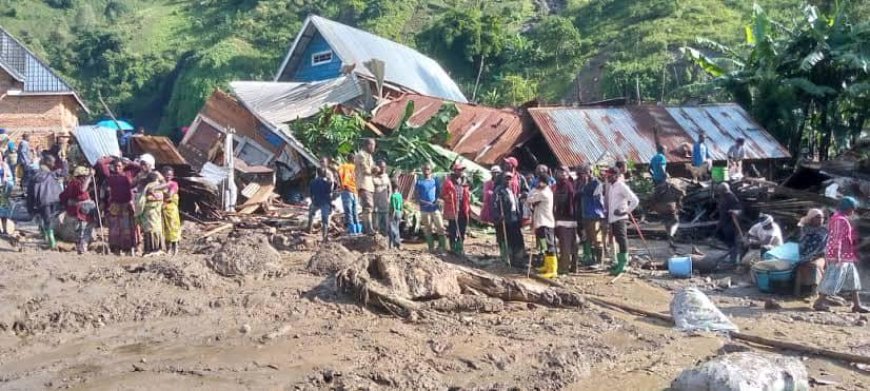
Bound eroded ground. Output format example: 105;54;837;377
0;232;868;390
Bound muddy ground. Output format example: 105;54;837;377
0;229;868;390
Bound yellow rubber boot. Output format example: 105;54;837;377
538;254;558;279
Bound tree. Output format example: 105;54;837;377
681;2;868;159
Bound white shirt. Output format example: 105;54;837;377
747;222;783;248
607;178;640;223
526;186;555;229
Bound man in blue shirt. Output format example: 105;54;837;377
692;133;710;168
649;144;668;184
415;162;446;252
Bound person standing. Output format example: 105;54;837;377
137;171;166;255
482;166;505;260
60;166;96;254
309;168;335;242
813;197;867;313
442;163;471;256
388;178;403;249
527;171;557;278
576;165;606;267
605;167;639;276
372;160;392;236
354;138;377;235
0;129;14;185
162;167;182;256
415;162;446;252
337;157;359;234
715;182;743;265
307;158;337;233
690;133;712;181
727;138;747;179
0;151;12;235
649;144;668;185
17;133;32;192
553;166;577;274
794;209;827;297
106;159;140;256
493;171;525;268
26;155;66;249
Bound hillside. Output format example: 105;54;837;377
0;0;864;133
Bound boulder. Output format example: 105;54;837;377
671;352;809;391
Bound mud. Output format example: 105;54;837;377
0;234;868;390
306;242;357;276
206;232;281;277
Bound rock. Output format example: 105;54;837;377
764;299;783;310
716;277;732;289
671;352;809;391
240;324;251;334
207;232;280;277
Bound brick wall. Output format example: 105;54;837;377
0;70;80;148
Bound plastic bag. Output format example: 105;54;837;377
670;287;738;333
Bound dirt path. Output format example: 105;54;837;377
0;235;868;390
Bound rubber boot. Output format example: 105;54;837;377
581;242;593;265
499;243;509;264
593;247;603;265
610;252;628;276
47;229;57;250
456;239;464;257
424;234;435;252
538;254;558;279
437;235;447;253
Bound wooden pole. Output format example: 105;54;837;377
530;275;870;366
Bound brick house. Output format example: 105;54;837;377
0;26;89;147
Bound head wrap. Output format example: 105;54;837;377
503;157;518;169
139;153;156;169
759;214;774;226
798;208;824;227
73;166;89;177
838;196;859;212
490;165;502;174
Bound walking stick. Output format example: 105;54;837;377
628;212;654;260
91;174;105;241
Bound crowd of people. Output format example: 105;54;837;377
308;137;864;314
0;129;182;256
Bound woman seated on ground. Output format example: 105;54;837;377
794;209;827;298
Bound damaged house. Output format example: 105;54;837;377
0;26;89;146
180;15;468;209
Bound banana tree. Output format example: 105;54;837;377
376;100;459;172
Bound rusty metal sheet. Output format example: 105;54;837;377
528;104;790;167
131;135;188;166
665;105;790;161
528;107;657;168
371;94;530;165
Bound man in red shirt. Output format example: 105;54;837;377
60;166;96;254
441;163;471;256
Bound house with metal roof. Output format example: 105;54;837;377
0;26;88;142
180;75;368;181
527;104;790;168
274;15;467;103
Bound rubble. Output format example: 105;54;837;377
206;232;281;277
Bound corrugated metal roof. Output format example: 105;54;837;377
130;135;188;166
0;26;88;112
371;94;531;165
73;126;121;165
230;75;363;126
664;105;790;161
275;15;467;103
528;104;790;168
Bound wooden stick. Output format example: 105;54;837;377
531;276;870;365
201;223;233;238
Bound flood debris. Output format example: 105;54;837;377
206;232;281;277
671;352;809;391
333;245;586;317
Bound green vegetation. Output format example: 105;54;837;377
0;0;866;156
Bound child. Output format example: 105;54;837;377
162;167;182;256
388;178;403;249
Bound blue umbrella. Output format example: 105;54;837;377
95;119;134;131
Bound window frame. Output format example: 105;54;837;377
311;50;334;66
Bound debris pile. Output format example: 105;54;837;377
206;232;281;277
332;245;586;317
